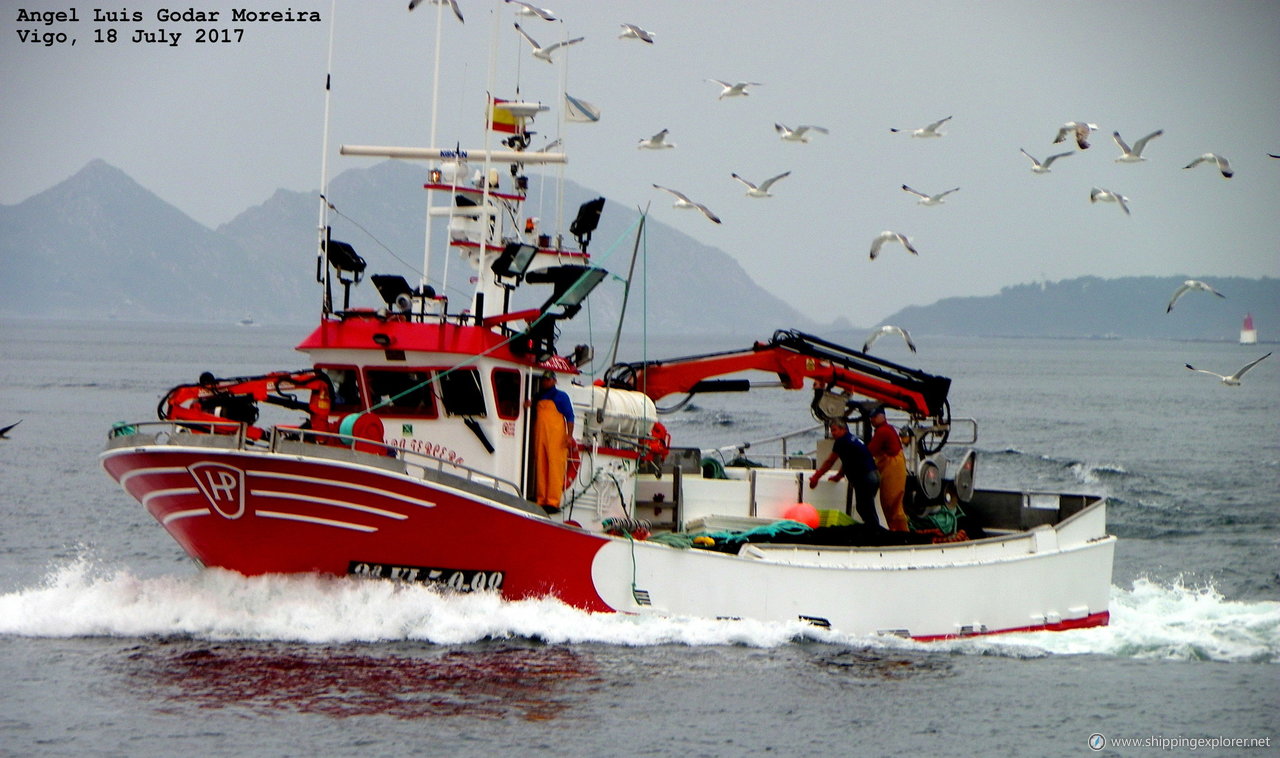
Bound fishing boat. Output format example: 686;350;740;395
100;12;1114;640
1240;313;1257;345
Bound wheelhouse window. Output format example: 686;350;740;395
438;367;487;417
491;369;521;420
318;365;363;413
366;369;438;417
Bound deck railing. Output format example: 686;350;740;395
106;421;522;497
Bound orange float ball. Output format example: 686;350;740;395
782;502;819;528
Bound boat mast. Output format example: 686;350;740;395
554;26;569;245
315;0;338;316
473;8;502;323
419;0;448;301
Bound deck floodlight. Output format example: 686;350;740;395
492;242;539;278
569;197;605;251
559;267;607;308
371;274;413;306
325;237;366;283
526;265;609;319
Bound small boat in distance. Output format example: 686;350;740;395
1240;313;1258;345
99;10;1114;640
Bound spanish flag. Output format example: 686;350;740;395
488;98;521;134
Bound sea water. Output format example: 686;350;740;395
1;319;1276;756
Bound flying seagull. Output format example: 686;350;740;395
652;185;721;224
637;129;675;149
1183;153;1234;178
504;0;556;21
731;171;790;198
1270;153;1280;159
514;23;584;63
1166;280;1226;313
1020;148;1073;174
775;123;828;143
1053;121;1099;150
869;231;918;260
618;23;654;43
1089;187;1131;216
0;419;20;439
1185;353;1271;386
901;184;959;206
708;79;761;99
1113;130;1164;163
409;0;463;23
863;325;917;354
890;116;950;138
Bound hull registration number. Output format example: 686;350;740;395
348;561;504;592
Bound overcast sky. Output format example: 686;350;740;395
3;1;1278;325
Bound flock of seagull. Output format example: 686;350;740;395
412;0;1271;386
639;83;824;226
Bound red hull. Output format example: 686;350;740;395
101;447;613;611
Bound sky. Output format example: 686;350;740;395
3;0;1279;326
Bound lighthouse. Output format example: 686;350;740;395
1240;313;1258;345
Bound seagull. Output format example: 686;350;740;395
775;123;828;143
408;0;463;23
708;79;761;99
637;129;675;149
1183;153;1234;178
1185;353;1271;386
1270;153;1280;159
1166;280;1226;312
863;325;916;354
869;231;918;260
1089;187;1131;216
1053;121;1099;150
514;23;584;63
0;419;20;439
618;23;654;43
1020;148;1073;174
504;0;556;21
731;171;790;198
901;184;959;206
890;116;951;138
1113;130;1164;163
652;185;721;224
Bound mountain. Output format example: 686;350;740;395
0;160;288;321
880;276;1278;342
2;159;814;331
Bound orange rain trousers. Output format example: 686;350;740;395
877;452;909;531
534;397;569;508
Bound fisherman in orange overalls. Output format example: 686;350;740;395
867;406;910;531
532;370;575;514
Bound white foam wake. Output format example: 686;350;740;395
940;577;1280;663
0;557;808;647
2;560;1275;662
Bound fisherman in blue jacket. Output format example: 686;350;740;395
808;417;881;527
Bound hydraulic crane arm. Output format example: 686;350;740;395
158;370;334;440
605;329;951;419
